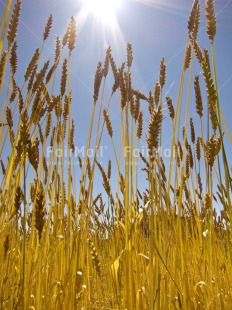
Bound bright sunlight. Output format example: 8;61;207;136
82;0;122;24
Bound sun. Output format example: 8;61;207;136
82;0;122;25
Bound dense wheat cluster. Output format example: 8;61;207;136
0;0;232;309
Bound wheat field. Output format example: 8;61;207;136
0;0;232;309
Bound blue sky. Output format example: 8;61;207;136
8;0;231;128
0;0;232;198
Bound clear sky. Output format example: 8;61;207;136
0;0;232;194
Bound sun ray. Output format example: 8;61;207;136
134;0;190;16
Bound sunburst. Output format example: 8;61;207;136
81;0;122;25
